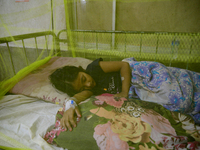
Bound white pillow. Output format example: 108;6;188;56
10;57;92;106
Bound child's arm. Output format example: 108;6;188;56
99;61;131;97
60;90;93;131
73;90;93;103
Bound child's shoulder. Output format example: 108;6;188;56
86;58;104;73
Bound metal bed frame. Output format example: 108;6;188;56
0;30;199;80
0;31;59;75
58;29;200;63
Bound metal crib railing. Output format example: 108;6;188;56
0;29;199;80
57;29;200;71
0;31;59;76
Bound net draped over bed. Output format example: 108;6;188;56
0;0;200;150
1;0;200;95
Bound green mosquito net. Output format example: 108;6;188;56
0;0;200;98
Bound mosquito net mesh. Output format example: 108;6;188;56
0;0;200;98
0;1;200;150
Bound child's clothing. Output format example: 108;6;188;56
86;58;122;95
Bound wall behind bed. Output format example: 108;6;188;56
74;0;200;32
0;0;66;37
0;0;66;81
1;0;199;36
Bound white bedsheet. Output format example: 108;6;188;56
0;95;66;150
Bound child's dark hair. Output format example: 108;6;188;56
49;66;85;97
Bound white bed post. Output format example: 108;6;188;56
112;0;116;51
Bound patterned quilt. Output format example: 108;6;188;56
44;94;200;150
123;58;200;124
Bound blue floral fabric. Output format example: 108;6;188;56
123;57;200;124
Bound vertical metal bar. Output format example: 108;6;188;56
45;35;49;55
96;32;98;50
124;33;127;52
155;33;159;61
76;30;78;46
83;31;86;58
110;33;112;50
169;33;176;67
186;34;194;70
139;33;143;61
51;35;55;55
22;39;29;66
112;0;116;50
51;0;54;32
6;42;16;75
84;32;85;49
34;37;39;57
55;36;61;56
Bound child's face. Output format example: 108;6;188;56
72;72;96;92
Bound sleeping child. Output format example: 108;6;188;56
50;57;200;131
50;58;130;131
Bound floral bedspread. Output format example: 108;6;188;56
44;94;200;150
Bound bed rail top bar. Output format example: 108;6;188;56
71;29;200;35
0;31;56;44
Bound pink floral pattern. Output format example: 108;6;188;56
141;110;176;136
95;93;127;108
110;113;151;143
93;121;129;150
42;95;66;105
44;108;66;145
44;127;66;144
161;136;200;150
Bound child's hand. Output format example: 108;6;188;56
114;91;128;98
60;107;81;131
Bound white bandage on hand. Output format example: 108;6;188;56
70;97;78;103
64;98;77;111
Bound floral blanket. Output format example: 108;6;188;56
44;94;200;150
123;58;200;124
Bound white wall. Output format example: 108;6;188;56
0;0;66;38
0;0;66;80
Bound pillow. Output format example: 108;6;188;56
10;57;92;106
